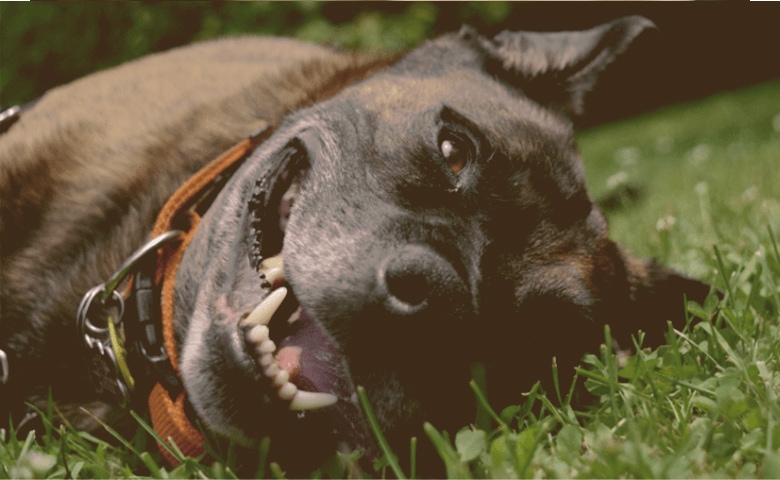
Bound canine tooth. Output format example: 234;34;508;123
259;353;275;368
278;382;297;401
260;255;283;270
263;363;280;378
272;370;289;388
260;255;285;286
240;287;287;327
289;391;338;411
246;325;269;344
257;339;276;355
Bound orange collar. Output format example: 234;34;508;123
147;128;272;464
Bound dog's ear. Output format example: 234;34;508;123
473;16;656;118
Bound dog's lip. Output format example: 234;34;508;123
239;287;343;411
226;254;378;458
235;255;353;412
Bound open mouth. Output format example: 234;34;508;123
237;140;359;417
177;135;380;461
238;257;345;411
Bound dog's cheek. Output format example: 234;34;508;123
178;312;264;445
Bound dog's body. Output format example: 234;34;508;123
1;18;711;473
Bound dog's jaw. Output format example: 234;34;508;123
179;265;368;448
173;119;379;461
238;285;336;409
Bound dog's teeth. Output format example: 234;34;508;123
240;287;287;327
260;255;285;286
288;308;302;325
260;254;283;271
240;256;334;411
263;363;280;378
257;339;276;355
289;391;338;411
246;325;269;344
277;382;297;401
272;370;289;388
259;353;275;368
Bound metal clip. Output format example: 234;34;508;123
131;255;183;397
0;105;21;134
0;349;9;384
77;286;130;406
78;286;125;348
1;100;40;135
102;230;183;302
76;230;182;406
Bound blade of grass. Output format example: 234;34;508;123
129;410;186;466
767;225;780;265
713;245;735;303
18;430;36;464
422;423;470;479
602;325;624;424
269;461;286;479
673;328;723;370
469;379;507;430
59;426;73;480
470;362;492;432
552;356;564;406
253;436;271;479
356;385;407;479
653;372;716;397
409;436;417;480
535;394;570;427
87;408;167;476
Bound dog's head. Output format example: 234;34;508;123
173;16;711;466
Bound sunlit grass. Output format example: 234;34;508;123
3;81;779;479
581;81;780;276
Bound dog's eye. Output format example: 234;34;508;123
440;137;467;174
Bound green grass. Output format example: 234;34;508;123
3;81;779;479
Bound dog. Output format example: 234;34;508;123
1;16;713;474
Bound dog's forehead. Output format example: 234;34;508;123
330;71;574;153
350;72;505;116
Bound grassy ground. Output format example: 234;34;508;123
2;81;779;479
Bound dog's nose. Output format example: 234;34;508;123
376;245;465;317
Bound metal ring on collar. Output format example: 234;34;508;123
0;349;8;384
101;230;184;302
77;286;125;341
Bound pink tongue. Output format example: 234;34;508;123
276;309;341;395
276;346;301;379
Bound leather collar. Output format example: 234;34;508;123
77;126;273;464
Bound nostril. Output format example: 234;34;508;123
385;268;429;309
377;245;462;317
